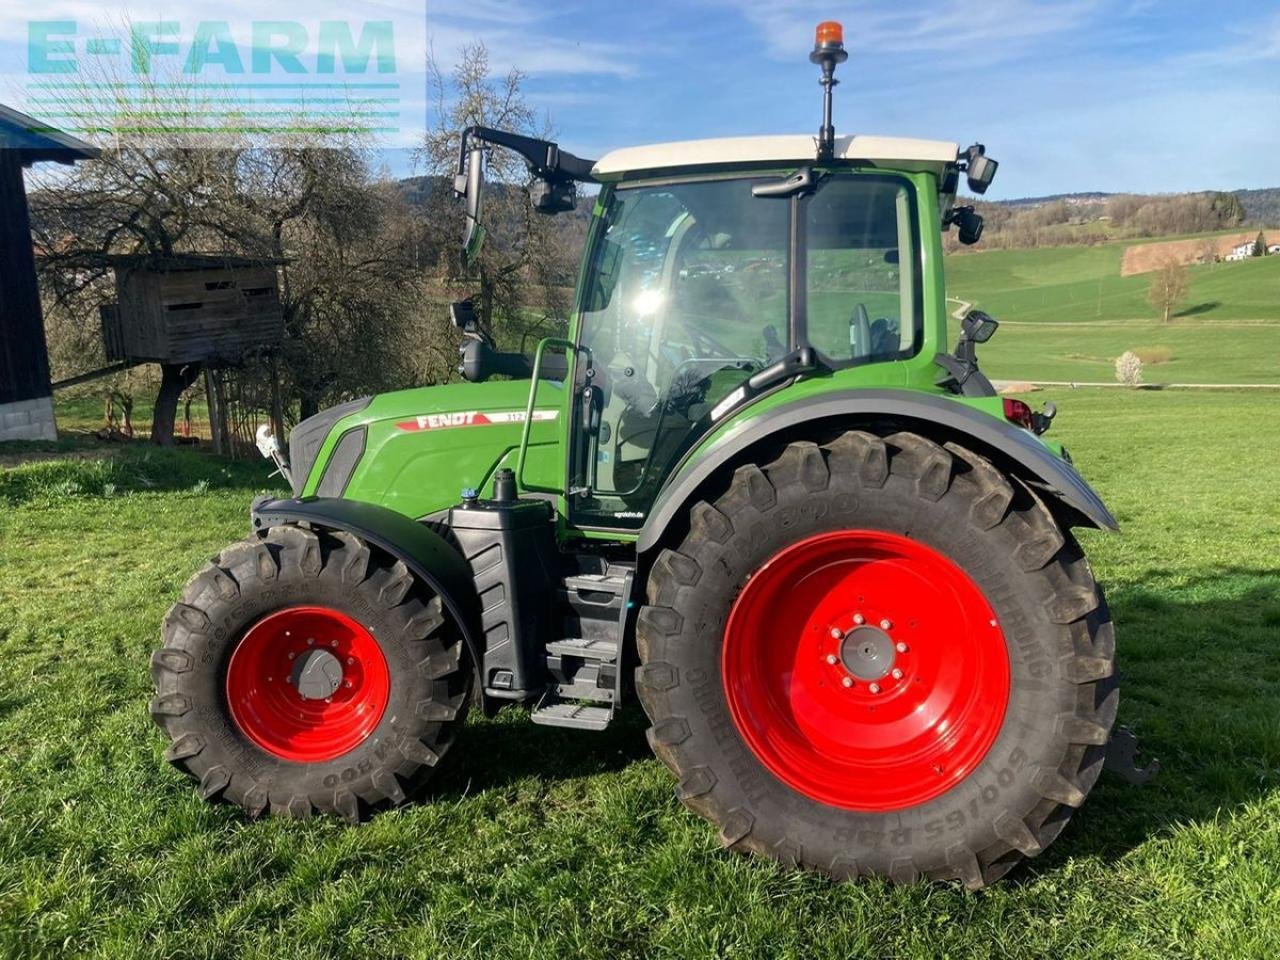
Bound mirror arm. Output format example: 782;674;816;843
457;125;599;187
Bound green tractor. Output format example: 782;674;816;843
151;23;1128;887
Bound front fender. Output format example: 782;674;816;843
637;388;1117;553
250;496;482;674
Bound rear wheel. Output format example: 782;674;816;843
150;525;470;821
636;430;1117;887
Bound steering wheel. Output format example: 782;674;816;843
850;303;872;359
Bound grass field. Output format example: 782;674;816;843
946;241;1280;384
2;389;1280;958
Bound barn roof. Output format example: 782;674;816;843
0;104;100;167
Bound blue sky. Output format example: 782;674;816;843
1;3;1275;199
429;0;1280;199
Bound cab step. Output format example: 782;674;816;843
530;700;613;731
535;563;635;731
546;637;619;660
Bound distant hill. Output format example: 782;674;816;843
989;188;1280;226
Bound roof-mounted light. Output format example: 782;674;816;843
809;21;849;162
813;20;845;50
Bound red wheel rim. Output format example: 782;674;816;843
226;606;390;763
722;530;1010;811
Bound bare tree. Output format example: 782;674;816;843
1147;259;1189;324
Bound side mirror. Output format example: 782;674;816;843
454;145;486;265
948;205;985;245
963;143;998;194
451;299;478;332
962;309;999;344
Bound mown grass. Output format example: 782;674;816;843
946;243;1280;383
2;390;1280;959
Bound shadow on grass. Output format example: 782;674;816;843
429;708;653;798
1175;300;1221;317
1013;567;1280;879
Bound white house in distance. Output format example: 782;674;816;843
1224;236;1275;262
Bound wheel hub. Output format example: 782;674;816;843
840;625;895;680
289;648;344;700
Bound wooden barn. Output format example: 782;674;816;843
103;255;285;365
0;105;98;441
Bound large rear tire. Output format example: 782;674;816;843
150;524;471;821
636;430;1117;887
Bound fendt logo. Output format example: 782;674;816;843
395;410;560;432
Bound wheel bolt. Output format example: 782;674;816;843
324;697;332;704
869;682;881;694
331;640;338;648
288;652;295;660
307;637;314;646
344;680;353;689
853;613;865;625
841;677;853;688
891;668;903;680
896;642;908;654
830;627;843;639
826;654;839;665
880;619;892;630
346;657;355;665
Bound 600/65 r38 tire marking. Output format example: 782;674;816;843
722;529;1011;812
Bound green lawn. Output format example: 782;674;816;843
946;243;1280;384
2;389;1279;958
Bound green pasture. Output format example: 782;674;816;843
2;388;1279;958
946;241;1280;383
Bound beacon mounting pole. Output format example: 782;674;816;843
809;21;848;162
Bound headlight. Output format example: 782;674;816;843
287;397;371;496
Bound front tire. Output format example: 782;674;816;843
149;525;471;821
636;431;1117;887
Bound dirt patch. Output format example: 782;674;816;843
1121;232;1273;276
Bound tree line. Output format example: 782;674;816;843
949;190;1250;251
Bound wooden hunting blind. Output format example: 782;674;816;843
0;104;98;441
104;255;285;365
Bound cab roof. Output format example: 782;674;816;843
591;134;959;180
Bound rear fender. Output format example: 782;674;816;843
251;496;483;682
636;388;1117;554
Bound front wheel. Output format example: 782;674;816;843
150;525;471;821
636;431;1117;887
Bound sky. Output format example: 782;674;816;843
428;0;1280;199
1;2;1277;199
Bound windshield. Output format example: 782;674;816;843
570;173;920;529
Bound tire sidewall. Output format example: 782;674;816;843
170;549;436;800
651;467;1079;872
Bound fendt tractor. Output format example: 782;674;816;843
150;22;1144;888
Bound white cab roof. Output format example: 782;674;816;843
592;134;958;179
